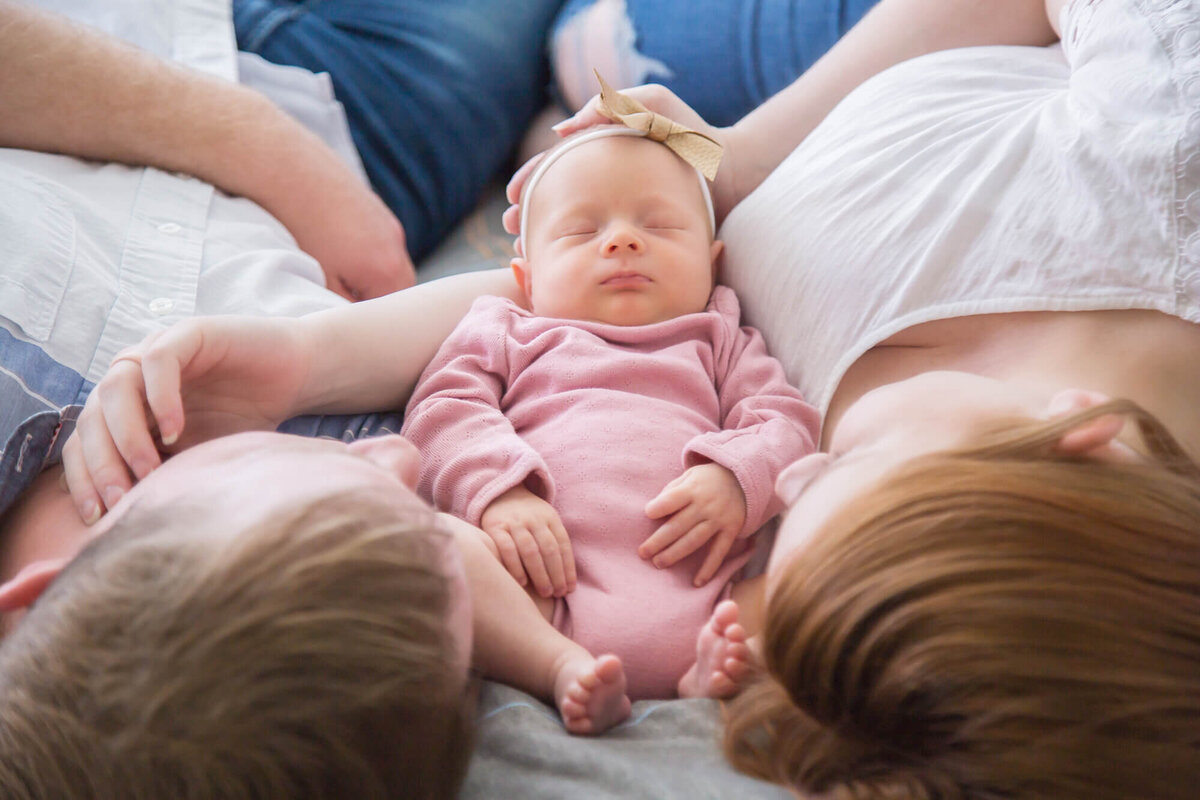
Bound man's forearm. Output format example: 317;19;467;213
0;1;414;295
727;0;1060;204
0;2;295;193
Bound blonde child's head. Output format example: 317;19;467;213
0;490;474;799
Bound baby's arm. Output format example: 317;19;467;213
643;294;820;585
402;299;574;598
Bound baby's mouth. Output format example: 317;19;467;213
601;270;651;287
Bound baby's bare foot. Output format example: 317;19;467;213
554;653;631;735
678;599;754;698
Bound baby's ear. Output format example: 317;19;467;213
1044;389;1128;458
510;257;533;298
0;558;69;612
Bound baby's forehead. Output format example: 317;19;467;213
525;135;705;212
519;128;717;244
534;133;689;186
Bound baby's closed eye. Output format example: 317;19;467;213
641;215;688;231
553;222;598;239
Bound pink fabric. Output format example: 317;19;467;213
402;286;818;698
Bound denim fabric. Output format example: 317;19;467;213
234;0;566;262
551;0;879;126
0;327;89;519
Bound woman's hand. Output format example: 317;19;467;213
61;316;313;524
479;485;577;599
502;84;740;246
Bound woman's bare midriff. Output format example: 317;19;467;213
824;309;1200;455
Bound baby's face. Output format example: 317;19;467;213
520;136;721;326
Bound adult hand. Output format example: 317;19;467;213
61;316;312;524
502;84;738;245
479;484;577;599
286;171;417;301
641;462;747;587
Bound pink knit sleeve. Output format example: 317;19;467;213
401;298;554;526
684;289;820;535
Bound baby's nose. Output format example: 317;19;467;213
603;225;643;254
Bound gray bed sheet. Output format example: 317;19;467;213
422;189;789;799
462;682;790;799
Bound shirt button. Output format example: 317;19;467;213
148;297;175;316
157;222;182;234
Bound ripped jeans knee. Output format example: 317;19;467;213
549;0;880;126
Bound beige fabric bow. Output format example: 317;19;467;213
594;71;722;181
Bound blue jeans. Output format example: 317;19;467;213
235;0;565;262
551;0;879;126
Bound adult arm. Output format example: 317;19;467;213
723;0;1062;208
0;0;413;299
62;268;525;520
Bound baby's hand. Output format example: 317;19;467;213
641;463;747;587
480;485;576;598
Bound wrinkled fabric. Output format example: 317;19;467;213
722;0;1200;417
0;0;402;517
403;286;817;698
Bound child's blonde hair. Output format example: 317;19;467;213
725;400;1200;799
0;491;473;799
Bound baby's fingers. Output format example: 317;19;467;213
649;520;716;569
693;528;740;587
549;517;577;594
639;511;688;560
487;528;530;588
645;479;691;520
526;521;569;597
513;526;555;598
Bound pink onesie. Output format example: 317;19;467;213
402;286;818;698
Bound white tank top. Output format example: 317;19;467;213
721;0;1200;417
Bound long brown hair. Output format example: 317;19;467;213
725;400;1200;799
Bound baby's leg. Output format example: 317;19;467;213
677;576;765;698
439;514;631;734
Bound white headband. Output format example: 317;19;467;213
517;127;717;254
